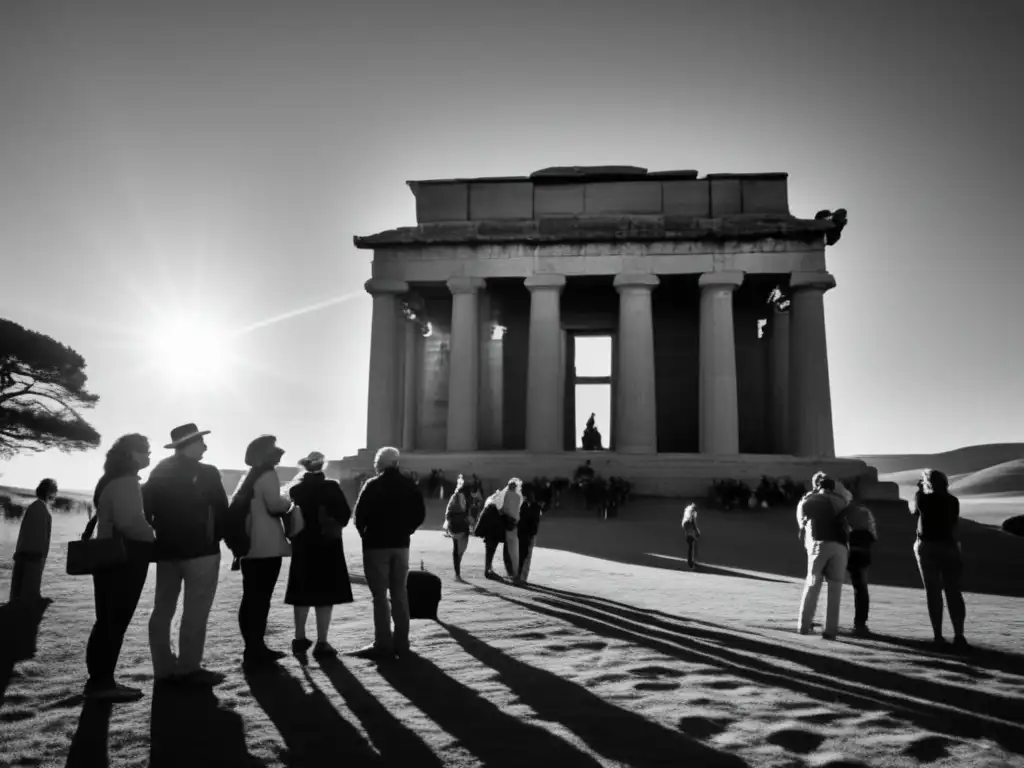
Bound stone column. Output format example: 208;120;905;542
614;273;660;453
769;304;790;454
789;271;837;458
401;317;419;451
446;277;485;451
365;278;409;450
525;274;566;453
698;272;744;454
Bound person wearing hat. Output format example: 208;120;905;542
284;451;354;658
230;434;293;668
143;423;229;687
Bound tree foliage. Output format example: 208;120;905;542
0;318;101;458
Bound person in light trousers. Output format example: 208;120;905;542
796;472;850;640
351;446;426;660
143;423;229;686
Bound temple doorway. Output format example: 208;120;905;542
572;334;612;449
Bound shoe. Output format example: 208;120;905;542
851;624;871;637
178;668;226;687
932;636;950;650
292;638;314;655
821;633;838;641
797;627;812;635
312;642;338;658
244;647;286;668
350;644;394;660
952;635;971;653
85;681;144;703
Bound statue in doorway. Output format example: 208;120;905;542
581;413;603;451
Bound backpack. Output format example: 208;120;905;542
218;486;253;560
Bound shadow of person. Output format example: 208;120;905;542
150;682;264;768
243;664;382;767
441;623;749;768
64;700;113;768
317;657;444;768
374;650;611;768
854;632;1024;678
0;599;49;706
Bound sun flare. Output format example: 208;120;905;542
147;318;230;387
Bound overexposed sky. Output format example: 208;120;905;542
2;0;1021;490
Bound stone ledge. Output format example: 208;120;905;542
354;215;836;248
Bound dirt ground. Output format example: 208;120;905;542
1;502;1023;768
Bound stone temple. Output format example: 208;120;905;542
334;165;896;500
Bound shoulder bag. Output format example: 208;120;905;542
66;514;127;575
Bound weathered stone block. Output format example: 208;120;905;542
583;182;662;215
663;180;711;217
741;178;789;214
534;184;585;216
469;182;533;220
710;179;742;216
413;183;468;223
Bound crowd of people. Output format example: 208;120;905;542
6;426;972;706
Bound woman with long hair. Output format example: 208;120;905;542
10;477;57;603
285;451;354;658
85;433;156;702
443;474;474;581
233;435;293;668
681;504;702;570
912;469;968;650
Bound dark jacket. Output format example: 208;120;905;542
913;490;960;542
143;455;228;561
289;472;351;540
796;492;847;544
353;467;426;550
518;499;542;539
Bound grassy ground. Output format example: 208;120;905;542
1;502;1023;768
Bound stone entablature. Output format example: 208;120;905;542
400;166;791;223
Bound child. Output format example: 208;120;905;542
843;502;878;635
681;503;701;570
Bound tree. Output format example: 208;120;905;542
0;319;101;458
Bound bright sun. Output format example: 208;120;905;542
148;319;230;387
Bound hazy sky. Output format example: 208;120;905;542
2;0;1021;490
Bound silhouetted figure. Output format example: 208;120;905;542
581;414;603;450
912;469;969;651
796;472;848;640
443;474;475;580
286;450;354;657
9;478;56;604
517;484;543;584
681;504;702;569
843;501;878;635
475;490;507;580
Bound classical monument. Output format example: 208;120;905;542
333;165;894;499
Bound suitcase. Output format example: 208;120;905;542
407;564;442;620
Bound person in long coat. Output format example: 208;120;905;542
285;451;354;658
10;478;57;603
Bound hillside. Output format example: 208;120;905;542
854;443;1024;476
949;459;1024;496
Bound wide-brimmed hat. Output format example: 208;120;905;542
164;423;211;450
298;451;326;470
245;434;285;468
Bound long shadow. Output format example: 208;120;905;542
638;554;793;583
244;665;382;767
0;599;48;707
318;657;444;768
441;622;750;768
65;700;113;768
151;681;265;768
372;650;607;767
481;582;1024;755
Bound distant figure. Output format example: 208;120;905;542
681;503;702;570
842;498;878;636
796;472;849;640
144;423;229;687
85;434;156;702
233;435;292;668
581;414;603;451
517;483;543;584
286;451;354;658
474;488;508;579
10;478;57;604
912;469;969;651
443;474;475;581
352;446;426;659
501;478;524;583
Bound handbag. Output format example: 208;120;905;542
66;514;127;576
286;506;305;540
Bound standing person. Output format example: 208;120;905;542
285;451;354;658
912;469;969;651
681;504;702;570
796;472;849;640
517;484;543;585
9;478;57;604
233;435;292;668
844;501;878;636
351;447;426;660
144;423;228;686
85;434;157;702
475;488;507;580
443;475;474;581
501;478;523;583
